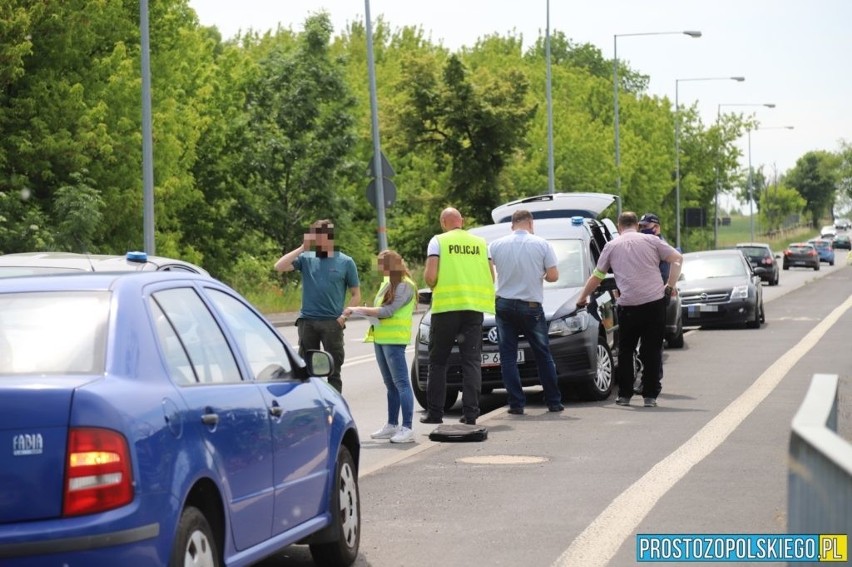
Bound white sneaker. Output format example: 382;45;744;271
389;426;415;444
370;424;399;439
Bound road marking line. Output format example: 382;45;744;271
553;292;852;567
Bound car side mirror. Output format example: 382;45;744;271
417;288;432;305
305;350;333;377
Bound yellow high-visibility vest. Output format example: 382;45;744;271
365;276;416;344
431;230;494;314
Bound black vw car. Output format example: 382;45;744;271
410;194;622;409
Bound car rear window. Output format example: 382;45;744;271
0;291;109;374
789;246;813;253
737;246;768;258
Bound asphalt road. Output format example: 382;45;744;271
258;254;852;567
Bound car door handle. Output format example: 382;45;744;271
269;405;284;417
201;413;219;426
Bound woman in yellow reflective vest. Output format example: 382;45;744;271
344;250;417;443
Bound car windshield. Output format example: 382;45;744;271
542;239;586;289
0;291;109;374
813;241;830;250
681;256;747;281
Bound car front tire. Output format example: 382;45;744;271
409;364;459;411
170;506;220;567
310;445;360;567
581;336;614;400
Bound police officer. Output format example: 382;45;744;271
421;207;495;425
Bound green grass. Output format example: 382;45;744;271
715;215;817;252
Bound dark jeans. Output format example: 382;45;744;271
616;298;666;399
495;297;562;409
427;310;483;421
297;318;345;393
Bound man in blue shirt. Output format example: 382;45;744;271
275;219;361;393
489;209;563;414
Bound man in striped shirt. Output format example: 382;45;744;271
576;212;682;407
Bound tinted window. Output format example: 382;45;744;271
205;289;294;381
542;239;586;289
0;291;109;374
738;246;769;258
152;288;242;384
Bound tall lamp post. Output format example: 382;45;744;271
613;30;701;216
715;102;775;249
747;125;795;241
674;75;745;249
546;0;555;194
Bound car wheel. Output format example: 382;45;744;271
746;302;761;329
770;271;779;286
309;445;360;567
830;260;835;266
666;317;685;349
169;506;221;567
783;264;789;270
409;364;458;411
759;300;765;323
581;336;614;400
814;264;820;271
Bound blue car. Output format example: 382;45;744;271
0;272;360;567
809;238;835;265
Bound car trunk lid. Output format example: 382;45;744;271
0;376;95;522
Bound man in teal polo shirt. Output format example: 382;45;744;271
275;219;361;393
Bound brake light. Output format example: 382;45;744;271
64;428;133;516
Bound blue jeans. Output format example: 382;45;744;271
495;297;562;409
374;343;414;429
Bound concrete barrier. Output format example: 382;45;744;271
788;373;852;535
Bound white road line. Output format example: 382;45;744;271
553;292;852;567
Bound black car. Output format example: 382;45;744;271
735;242;780;286
679;249;765;329
411;194;622;408
833;234;851;250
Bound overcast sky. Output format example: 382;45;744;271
189;0;851;179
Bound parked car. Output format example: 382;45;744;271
735;242;780;286
0;251;209;276
808;238;835;265
0;271;360;567
833;233;851;250
679;249;765;329
782;243;820;271
413;194;624;407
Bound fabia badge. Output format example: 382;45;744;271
13;433;44;456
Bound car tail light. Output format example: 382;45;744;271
761;257;772;265
64;428;133;516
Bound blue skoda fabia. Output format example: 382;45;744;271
0;271;360;567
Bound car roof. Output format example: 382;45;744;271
0;270;212;294
470;216;598;242
735;242;771;249
788;242;815;247
0;251;208;276
683;249;749;260
490;192;615;223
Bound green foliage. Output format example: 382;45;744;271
787;151;840;227
53;172;104;252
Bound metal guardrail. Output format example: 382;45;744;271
788;373;852;535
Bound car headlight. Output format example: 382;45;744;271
549;310;590;336
418;322;430;344
731;285;749;299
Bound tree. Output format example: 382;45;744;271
237;13;358;256
786;151;840;227
397;53;536;225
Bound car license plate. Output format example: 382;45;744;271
481;350;524;367
700;305;718;312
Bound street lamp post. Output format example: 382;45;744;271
747;125;795;241
715;103;775;249
674;76;745;250
546;0;555;194
613;30;701;217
